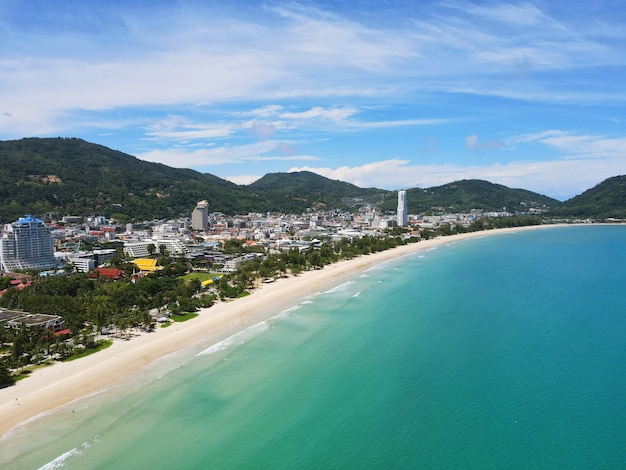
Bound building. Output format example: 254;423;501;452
191;200;209;232
65;248;116;273
1;309;65;332
397;190;408;227
123;239;186;259
0;215;57;272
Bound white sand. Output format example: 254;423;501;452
0;225;566;436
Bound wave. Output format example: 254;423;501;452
196;305;302;356
322;280;355;294
196;322;270;356
38;436;99;470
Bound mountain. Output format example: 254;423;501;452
0;137;265;222
379;179;560;214
247;171;390;213
554;175;626;219
0;137;623;222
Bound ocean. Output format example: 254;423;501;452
1;225;625;469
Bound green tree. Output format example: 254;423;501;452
0;360;15;387
147;243;156;257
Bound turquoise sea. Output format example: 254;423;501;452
1;225;626;469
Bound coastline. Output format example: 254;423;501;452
0;225;569;437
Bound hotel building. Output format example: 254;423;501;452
397;190;408;227
191;200;209;232
0;215;57;272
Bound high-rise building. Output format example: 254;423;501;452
0;215;57;272
397;190;408;227
191;200;209;231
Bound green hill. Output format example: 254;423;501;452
379;180;559;214
554;175;626;219
0;137;624;222
247;171;390;213
0;137;264;222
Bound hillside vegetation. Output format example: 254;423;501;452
552;176;626;219
0;137;267;222
0;137;624;221
377;180;559;214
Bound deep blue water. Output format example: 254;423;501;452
2;225;625;469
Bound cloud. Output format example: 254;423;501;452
515;130;626;158
466;134;508;153
222;174;263;185
245;122;278;140
137;140;317;167
278;106;359;121
247;155;318;162
238;105;284;118
1;1;623;140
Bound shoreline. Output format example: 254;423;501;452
0;224;572;437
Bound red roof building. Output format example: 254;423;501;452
91;267;124;280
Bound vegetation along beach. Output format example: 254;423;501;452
2;1;626;467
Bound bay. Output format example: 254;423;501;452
2;225;625;469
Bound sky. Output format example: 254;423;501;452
1;0;626;200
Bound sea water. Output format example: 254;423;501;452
2;225;625;469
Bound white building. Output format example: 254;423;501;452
191;200;209;232
64;249;117;273
397;190;408;227
0;215;57;272
123;239;186;259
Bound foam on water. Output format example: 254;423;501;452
321;280;354;294
3;226;626;470
197;305;302;356
196;321;271;356
38;436;99;470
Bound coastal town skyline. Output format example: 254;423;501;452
1;1;625;200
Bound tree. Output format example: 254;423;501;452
0;360;15;387
147;243;156;258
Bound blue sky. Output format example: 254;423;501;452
1;0;625;200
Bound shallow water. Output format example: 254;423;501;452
2;225;625;469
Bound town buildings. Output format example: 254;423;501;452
0;196;525;278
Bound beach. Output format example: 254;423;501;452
0;226;560;437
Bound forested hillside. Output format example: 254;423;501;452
0;138;624;222
0;138;264;222
379;179;559;214
551;175;626;219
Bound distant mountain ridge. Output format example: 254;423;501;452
0;137;623;222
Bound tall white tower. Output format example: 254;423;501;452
397;190;408;227
191;200;209;232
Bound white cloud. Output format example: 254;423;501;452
137;140;317;167
278;106;359;121
1;1;624;139
515;130;626;158
466;134;508;153
146;126;234;140
459;2;563;28
238;105;285;118
222;174;263;185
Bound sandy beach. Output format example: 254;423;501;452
0;225;564;437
